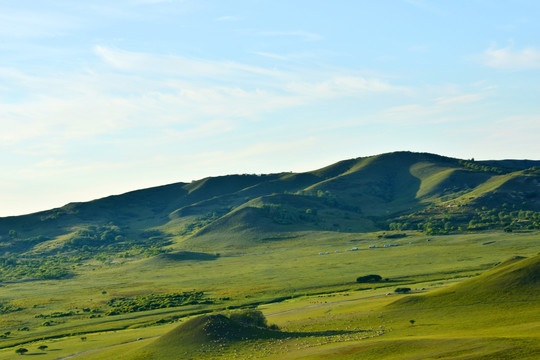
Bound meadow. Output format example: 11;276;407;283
1;230;539;359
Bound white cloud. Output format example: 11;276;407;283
285;76;410;100
434;93;484;105
482;45;540;69
93;46;284;78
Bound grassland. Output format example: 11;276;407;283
1;152;539;358
1;230;539;359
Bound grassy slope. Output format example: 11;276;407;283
66;254;540;360
294;255;540;360
1;151;538;253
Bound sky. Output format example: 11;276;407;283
1;0;540;217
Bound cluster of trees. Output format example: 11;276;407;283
0;226;177;281
0;256;71;281
35;310;75;319
65;223;124;249
106;291;210;315
262;204;317;225
457;159;506;174
389;205;540;235
177;212;222;236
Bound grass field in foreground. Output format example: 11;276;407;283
79;255;540;359
0;231;539;358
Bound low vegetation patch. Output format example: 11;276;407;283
0;302;23;315
106;291;211;315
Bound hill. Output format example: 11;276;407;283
0;151;539;279
390;254;540;308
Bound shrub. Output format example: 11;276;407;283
15;348;28;355
356;274;383;283
229;309;268;328
395;287;411;293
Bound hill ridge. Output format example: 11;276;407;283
1;151;539;259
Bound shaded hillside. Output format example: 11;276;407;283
0;151;539;275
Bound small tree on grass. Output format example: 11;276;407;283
16;348;28;355
356;274;383;283
395;287;411;293
409;319;416;326
38;345;48;351
229;309;268;328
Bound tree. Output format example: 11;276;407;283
229;309;268;328
395;287;411;293
15;348;28;355
38;345;48;351
409;319;416;326
356;274;383;283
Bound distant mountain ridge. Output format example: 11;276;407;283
1;151;539;269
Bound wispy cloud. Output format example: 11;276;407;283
285;76;411;99
481;45;540;69
382;88;487;125
2;45;411;158
435;93;484;105
94;46;285;78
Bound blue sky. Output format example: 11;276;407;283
1;0;540;216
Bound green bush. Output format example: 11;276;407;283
356;274;383;283
395;287;411;293
229;309;268;328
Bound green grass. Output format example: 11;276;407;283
1;230;539;359
1;152;539;358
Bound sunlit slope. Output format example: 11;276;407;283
295;255;540;360
302;152;460;215
391;254;540;308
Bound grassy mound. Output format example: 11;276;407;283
157;314;269;345
391;254;540;308
130;313;278;359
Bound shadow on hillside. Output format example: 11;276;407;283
157;251;219;261
275;328;370;339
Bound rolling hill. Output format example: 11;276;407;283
0;151;539;276
390;254;540;308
